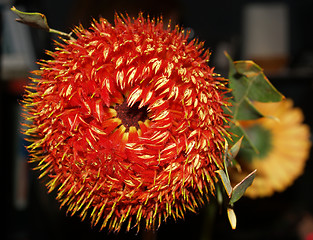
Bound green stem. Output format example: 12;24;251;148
49;28;75;40
200;204;217;240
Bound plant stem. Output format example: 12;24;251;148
49;28;75;40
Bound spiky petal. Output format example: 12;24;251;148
23;14;229;232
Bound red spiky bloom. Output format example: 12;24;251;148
23;14;229;232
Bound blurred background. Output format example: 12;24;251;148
1;0;312;239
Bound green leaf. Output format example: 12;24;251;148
215;169;232;197
228;122;259;154
225;137;243;172
226;54;284;120
225;52;284;152
233;61;283;102
11;6;50;31
238;124;273;162
11;6;74;40
227;208;237;230
226;53;284;104
230;169;257;205
228;136;243;161
229;98;263;121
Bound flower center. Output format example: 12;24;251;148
114;101;148;130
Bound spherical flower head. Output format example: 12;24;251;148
23;14;229;232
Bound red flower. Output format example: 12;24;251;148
23;14;229;232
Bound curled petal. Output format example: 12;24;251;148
23;14;229;233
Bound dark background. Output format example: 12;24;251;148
1;0;313;239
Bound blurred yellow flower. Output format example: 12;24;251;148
230;99;311;198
